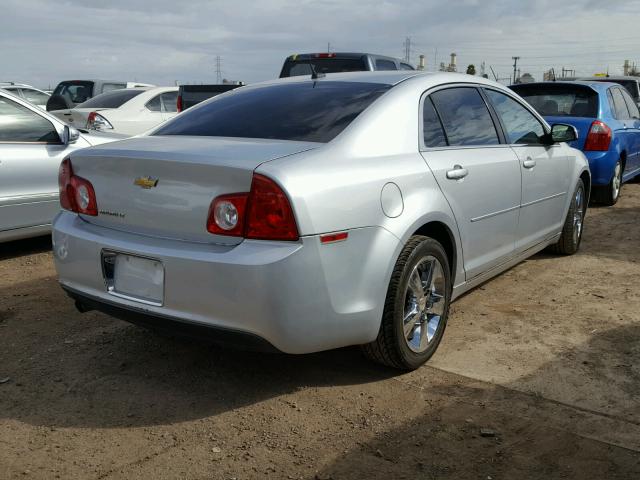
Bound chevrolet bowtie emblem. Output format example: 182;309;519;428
134;176;159;189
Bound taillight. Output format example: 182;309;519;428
206;174;299;241
246;174;298;241
584;120;612;151
86;111;113;130
314;53;336;58
206;193;248;236
176;94;183;112
58;157;98;216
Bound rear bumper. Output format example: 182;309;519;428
584;150;618;186
52;212;400;354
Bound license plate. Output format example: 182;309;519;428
107;253;164;305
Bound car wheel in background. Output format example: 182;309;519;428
362;235;451;370
593;160;622;206
548;178;586;255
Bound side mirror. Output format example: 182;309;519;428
61;125;80;145
549;123;578;143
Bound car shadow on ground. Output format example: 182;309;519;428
0;275;397;429
0;235;51;260
313;323;640;480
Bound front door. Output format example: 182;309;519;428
484;88;573;251
421;86;521;280
0;96;68;233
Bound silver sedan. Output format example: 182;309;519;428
0;89;121;242
52;72;590;369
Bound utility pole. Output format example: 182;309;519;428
512;56;520;84
215;55;222;84
403;37;411;63
327;42;331;53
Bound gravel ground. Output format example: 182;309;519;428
1;184;639;479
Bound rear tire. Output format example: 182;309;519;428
592;159;622;206
548;178;585;255
362;236;451;370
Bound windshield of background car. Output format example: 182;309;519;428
280;58;367;77
154;81;391;143
77;89;145;109
511;84;598;117
52;81;94;103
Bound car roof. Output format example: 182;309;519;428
510;80;620;92
285;52;402;61
579;75;639;81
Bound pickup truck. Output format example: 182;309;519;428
176;84;243;112
279;52;414;77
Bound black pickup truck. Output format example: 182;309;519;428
176;83;243;112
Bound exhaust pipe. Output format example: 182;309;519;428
74;300;94;313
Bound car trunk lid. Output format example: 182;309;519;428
69;136;319;245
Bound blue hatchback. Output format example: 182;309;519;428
510;81;640;205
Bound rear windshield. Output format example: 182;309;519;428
154;81;391;143
510;84;598;117
280;58;367;77
52;81;94;103
77;89;145;109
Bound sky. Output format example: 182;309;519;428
3;0;640;89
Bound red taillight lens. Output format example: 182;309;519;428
86;111;96;127
584;120;612;151
246;174;298;241
206;174;299;241
314;53;336;58
58;157;98;216
176;94;183;112
206;193;248;236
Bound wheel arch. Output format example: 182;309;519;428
579;169;591;204
412;221;457;279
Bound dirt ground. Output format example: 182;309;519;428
1;184;639;480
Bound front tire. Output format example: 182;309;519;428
362;236;451;370
593;159;622;206
549;178;585;255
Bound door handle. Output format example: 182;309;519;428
446;165;468;180
523;158;536;169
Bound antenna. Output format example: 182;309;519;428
490;66;498;81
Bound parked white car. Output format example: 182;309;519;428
50;87;178;136
0;83;50;109
0;89;122;242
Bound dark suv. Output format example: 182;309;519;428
279;52;414;78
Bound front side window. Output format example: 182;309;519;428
0;96;59;143
375;59;397;71
485;89;545;144
430;87;499;146
154;81;391;143
611;88;631;120
422;97;447;148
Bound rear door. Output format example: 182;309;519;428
484;88;573;251
619;87;640;176
609;87;635;173
420;86;521;280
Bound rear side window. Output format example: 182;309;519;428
160;91;178;112
280;58;367;77
510;84;598;117
20;88;50;105
154;81;391;143
430;87;499;146
77;89;144;109
375;59;397;71
485;89;545;144
620;88;640;118
422;98;447;147
611;88;631;120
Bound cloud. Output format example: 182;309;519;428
2;0;639;88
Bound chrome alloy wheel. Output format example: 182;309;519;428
402;256;446;353
573;184;585;245
612;162;622;201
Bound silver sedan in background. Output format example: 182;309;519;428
52;72;590;369
0;89;121;242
